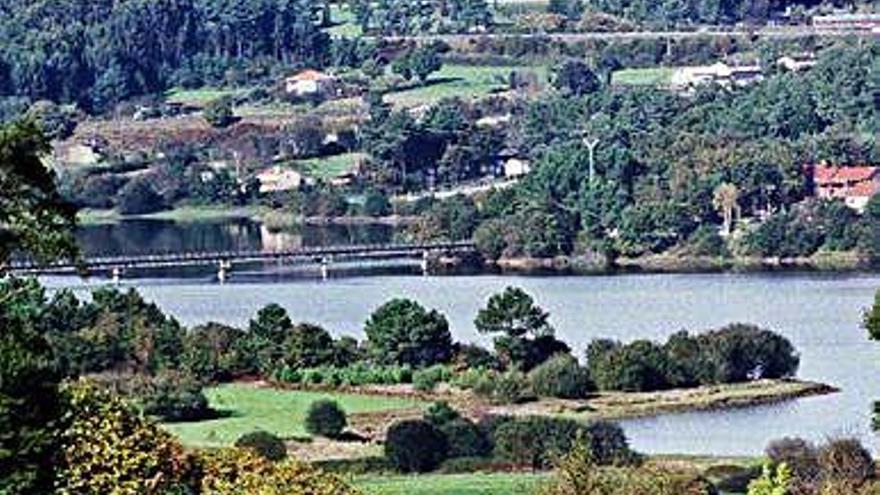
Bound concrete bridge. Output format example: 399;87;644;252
8;241;477;282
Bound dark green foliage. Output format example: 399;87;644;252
424;401;460;427
0;278;61;494
473;370;534;404
453;344;498;370
116;176;166;215
587;324;799;392
476;287;567;370
765;437;821;494
234;431;287;462
552;59;601;96
182;322;248;382
528;353;593;399
203;97;235;128
283;323;336;369
0;120;77;264
364;299;454;367
362;189;391;217
440;420;492;459
305;400;347;439
385;420;448;473
0;0;331;111
413;365;453;392
275;364;413;387
491;416;639;470
137;371;212;422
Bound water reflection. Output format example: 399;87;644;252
77;219;396;257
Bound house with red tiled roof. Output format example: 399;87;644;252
284;69;337;98
811;164;880;211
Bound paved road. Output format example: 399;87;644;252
373;27;876;43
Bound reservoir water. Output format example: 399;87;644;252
42;219;880;456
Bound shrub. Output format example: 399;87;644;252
451;366;492;390
453;344;498;370
116;176;165;215
55;381;192;495
765;437;820;494
529;353;593;399
492;416;639;470
203;97;235;128
474;370;534;405
195;448;359;494
138;371;212;422
440;419;492;459
818;438;874;486
424;401;460;427
305;400;347;439
235;431;288;462
541;441;717;495
413;365;452;392
364;299;454;367
385;420;448;473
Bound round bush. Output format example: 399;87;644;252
385;420;448;473
529;353;594;399
440;420;491;459
305;400;347;439
234;431;287;462
424;401;460;427
818;438;874;485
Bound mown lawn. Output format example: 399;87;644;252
385;64;547;107
356;473;548;495
611;67;675;87
295;152;365;181
164;383;421;448
164;86;250;105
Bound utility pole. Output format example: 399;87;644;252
582;137;600;183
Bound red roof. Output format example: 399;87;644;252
813;165;879;184
851;180;879;197
288;69;333;82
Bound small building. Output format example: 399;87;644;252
777;54;817;72
671;63;764;91
284;70;337;98
503;158;531;178
811;164;880;211
256;166;304;194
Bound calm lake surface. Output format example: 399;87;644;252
45;219;880;456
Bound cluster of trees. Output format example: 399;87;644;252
362;96;504;191
752;436;878;495
428;41;880;262
0;0;332;113
348;0;492;35
586;324;800;392
384;401;640;473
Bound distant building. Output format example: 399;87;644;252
670;63;764;90
503;158;531;178
813;13;880;31
777;54;817;72
811;164;880;211
256;166;303;193
284;70;337;98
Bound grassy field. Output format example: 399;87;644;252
327;4;362;37
165;87;251;105
611;67;676;87
165;383;422;448
385;64;547;107
295;152;364;181
357;473;548;495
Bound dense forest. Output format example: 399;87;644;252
0;0;333;112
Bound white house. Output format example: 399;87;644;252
670;63;763;91
284;70;337;98
256;166;304;193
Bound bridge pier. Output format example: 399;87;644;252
217;260;232;284
321;257;330;281
421;251;430;276
111;267;122;285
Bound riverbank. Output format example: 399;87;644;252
272;378;837;445
492;251;876;275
